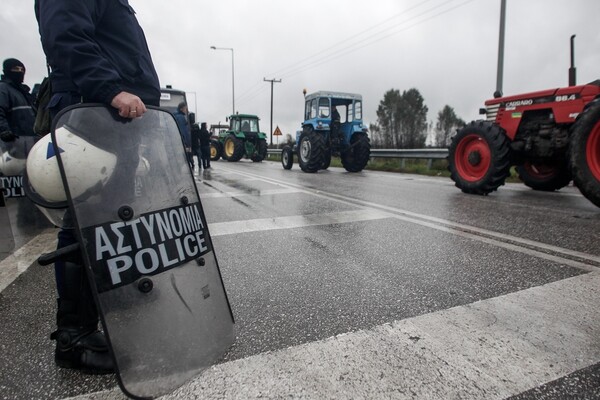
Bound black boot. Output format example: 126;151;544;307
52;262;115;374
51;327;114;374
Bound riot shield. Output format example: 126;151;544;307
51;105;234;399
0;136;52;252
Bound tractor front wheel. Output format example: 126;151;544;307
570;99;600;208
341;133;370;172
223;134;244;162
516;161;571;191
448;121;511;195
298;127;325;173
281;146;293;169
210;139;222;161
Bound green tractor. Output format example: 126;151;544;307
212;114;268;162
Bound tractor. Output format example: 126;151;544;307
212;114;268;162
281;91;370;173
448;42;600;208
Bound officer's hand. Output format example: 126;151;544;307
110;91;148;119
0;131;17;142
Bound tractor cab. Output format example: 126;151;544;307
229;114;261;139
160;87;187;114
302;91;365;142
160;86;196;125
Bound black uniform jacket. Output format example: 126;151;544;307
35;0;160;105
0;78;36;137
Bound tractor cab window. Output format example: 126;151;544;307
318;98;330;118
310;99;318;119
354;101;362;120
348;103;354;122
241;118;259;133
305;101;311;120
232;119;240;131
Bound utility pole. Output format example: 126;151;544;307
495;0;507;98
264;78;282;146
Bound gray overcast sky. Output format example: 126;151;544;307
2;0;599;143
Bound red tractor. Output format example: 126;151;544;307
448;51;600;208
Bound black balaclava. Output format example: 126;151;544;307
3;58;25;84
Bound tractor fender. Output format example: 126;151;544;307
351;125;368;134
303;120;330;131
257;132;267;140
346;125;368;142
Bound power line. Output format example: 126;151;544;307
279;0;477;80
266;0;438;78
235;0;476;107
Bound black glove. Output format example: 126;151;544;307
0;131;17;142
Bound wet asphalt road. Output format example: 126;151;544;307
0;159;599;399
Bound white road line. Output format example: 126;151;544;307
208;209;391;237
0;231;56;293
67;271;600;400
218;166;599;268
199;188;301;199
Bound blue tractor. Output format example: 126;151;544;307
281;91;370;173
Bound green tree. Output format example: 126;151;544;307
375;89;401;148
434;105;465;147
375;88;428;148
398;88;428;148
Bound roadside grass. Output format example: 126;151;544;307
267;153;521;182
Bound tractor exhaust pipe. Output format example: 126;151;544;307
569;34;577;86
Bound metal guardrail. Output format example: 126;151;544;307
368;148;448;159
267;148;448;159
267;148;448;169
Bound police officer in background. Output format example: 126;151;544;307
0;58;40;227
35;0;161;374
199;122;211;169
174;102;193;169
0;58;36;145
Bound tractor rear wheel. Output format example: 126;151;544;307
223;134;244;162
448;121;511;195
298;127;325;173
569;99;600;207
251;139;268;162
281;146;293;169
341;133;370;172
210;139;222;161
516;162;571;191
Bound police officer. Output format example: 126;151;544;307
0;59;36;145
199;122;211;169
35;0;161;374
174;102;193;169
0;59;40;226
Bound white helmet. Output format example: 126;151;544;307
26;126;118;202
0;151;27;176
